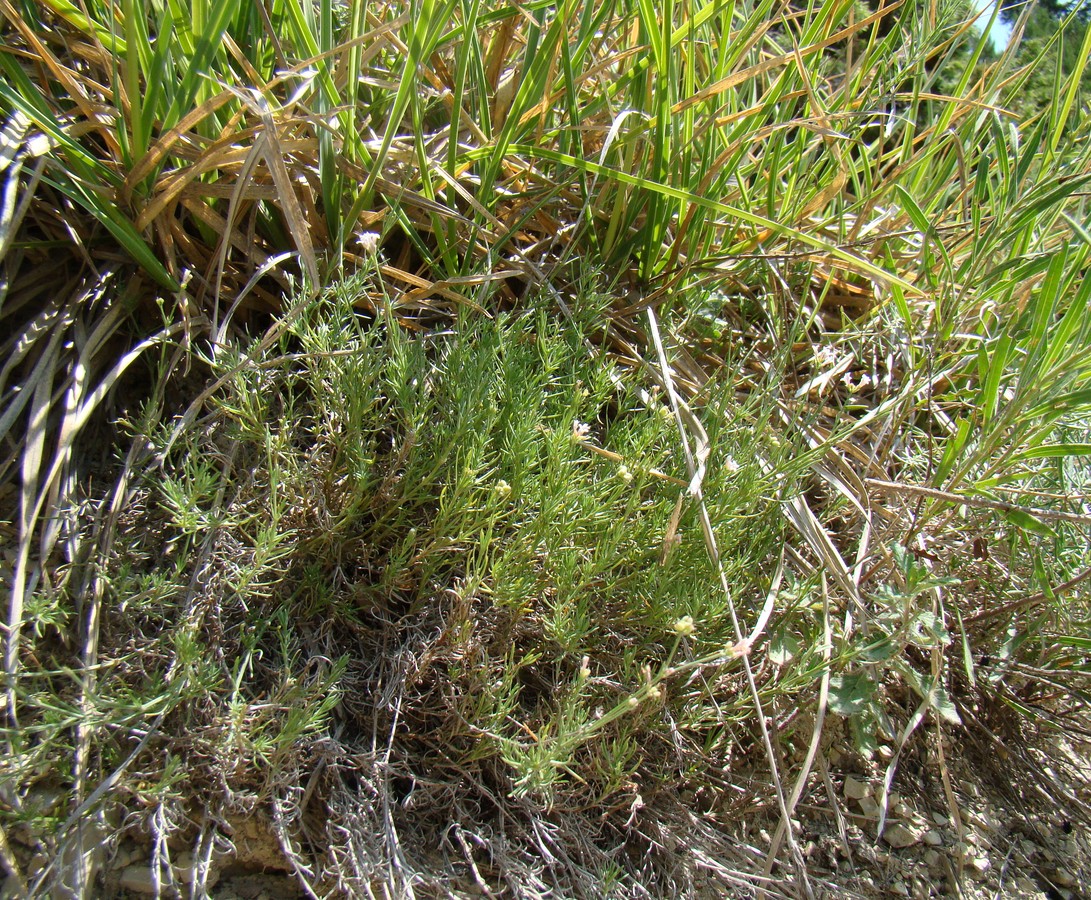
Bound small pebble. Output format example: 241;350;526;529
922;830;944;847
174;852;199;885
111;846;136;869
974;811;1000;832
119;866;158;895
968;856;991;880
883;824;920;849
1053;868;1077;888
843;776;870;801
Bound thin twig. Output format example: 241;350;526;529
965;564;1091;626
764;574;832;874
573;436;688;486
647;309;813;900
865;478;1091;525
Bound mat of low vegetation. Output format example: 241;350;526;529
1;0;1091;896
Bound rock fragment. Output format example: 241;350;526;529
1053;868;1076;888
883;824;920;849
843;776;870;801
118;866;157;894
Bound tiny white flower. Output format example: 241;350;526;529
572;421;591;443
618;464;633;483
627;695;641;708
357;231;380;254
673;615;695;636
494;479;511;499
723;456;740;474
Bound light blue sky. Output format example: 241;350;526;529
974;0;1016;51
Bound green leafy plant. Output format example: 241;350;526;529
3;0;1091;895
832;545;961;756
